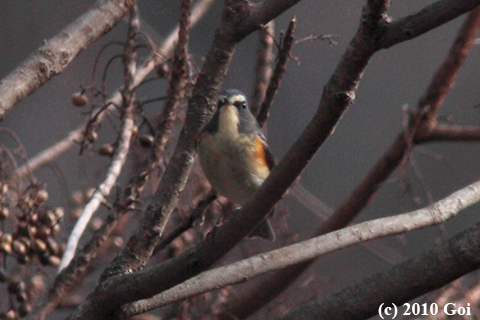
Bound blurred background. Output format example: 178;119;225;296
1;0;480;319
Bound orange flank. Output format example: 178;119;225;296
254;135;270;173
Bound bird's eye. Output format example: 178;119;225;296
234;101;247;110
217;98;225;108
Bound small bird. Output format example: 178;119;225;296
195;89;276;241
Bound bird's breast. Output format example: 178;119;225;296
197;131;269;205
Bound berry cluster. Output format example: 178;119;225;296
0;183;64;319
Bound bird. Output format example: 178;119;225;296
195;89;276;241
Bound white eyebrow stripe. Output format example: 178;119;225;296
229;95;245;103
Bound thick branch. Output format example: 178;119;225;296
0;0;140;119
123;179;480;316
417;5;480;127
281;218;480;320
381;0;480;49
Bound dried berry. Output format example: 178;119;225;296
28;225;37;238
98;144;114;156
0;242;11;254
51;224;60;237
72;208;83;219
112;236;124;249
84;188;95;202
38;252;50;266
29;212;38;223
139;134;154;148
35;189;49;203
17;254;30;265
53;207;64;219
0;268;8;282
33;239;47;252
155;63;170;77
16;291;28;303
131;126;139;136
1;233;13;244
44;211;57;227
90;217;103;231
18;302;32;317
36;226;51;240
71;191;83;207
86;130;98;143
3;308;16;319
7;280;26;294
48;255;60;267
71;92;88;107
0;183;8;194
46;238;59;255
0;207;9;220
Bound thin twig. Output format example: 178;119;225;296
250;21;275;117
153;190;217;254
416;124;480;142
257;16;295;127
0;127;36;183
295;33;339;45
58;102;135;269
154;0;191;156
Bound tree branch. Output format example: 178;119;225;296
12;0;215;180
257;16;295;127
153;190;217;255
381;0;480;49
153;0;191;156
281;216;480;320
250;21;274;117
0;0;141;119
416;4;480;127
416;124;480;142
122;179;480;317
